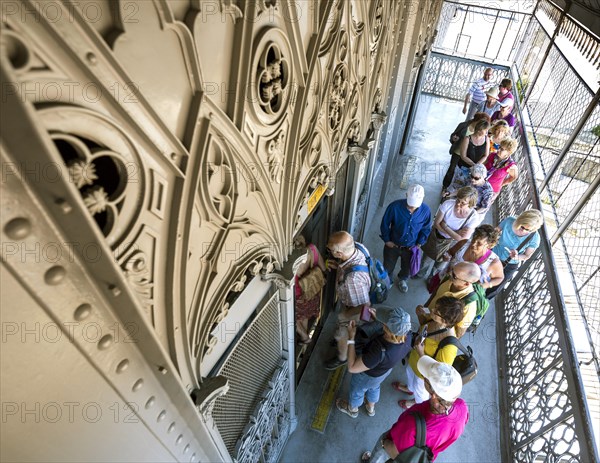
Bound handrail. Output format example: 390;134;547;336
421;49;599;462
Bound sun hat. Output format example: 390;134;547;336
417;355;463;401
498;97;514;108
406;184;425;208
376;306;412;337
485;86;500;100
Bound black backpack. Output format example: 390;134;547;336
354;321;386;362
393;412;433;462
432;336;478;385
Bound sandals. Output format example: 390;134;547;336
392;381;414;395
361;451;372;462
365;404;375;417
336;398;358;418
398;399;416;410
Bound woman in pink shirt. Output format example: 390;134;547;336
361;356;468;462
485;138;519;202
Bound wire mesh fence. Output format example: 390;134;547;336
424;1;599;458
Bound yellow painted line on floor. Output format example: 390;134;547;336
310;365;346;433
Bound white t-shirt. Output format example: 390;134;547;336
438;200;479;238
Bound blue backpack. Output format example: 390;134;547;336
344;243;391;304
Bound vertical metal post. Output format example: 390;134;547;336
455;4;469;53
496;11;513;61
523;2;570;106
484;10;500;58
538;88;600;192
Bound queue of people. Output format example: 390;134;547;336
290;67;543;462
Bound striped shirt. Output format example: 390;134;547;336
336;245;371;308
468;78;495;105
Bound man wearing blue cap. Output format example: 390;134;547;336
336;306;413;418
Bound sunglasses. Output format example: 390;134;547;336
471;176;482;181
519;225;533;232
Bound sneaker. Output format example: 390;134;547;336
398;280;408;293
324;357;347;370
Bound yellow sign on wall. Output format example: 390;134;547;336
307;184;326;214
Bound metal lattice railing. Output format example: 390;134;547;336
422;9;599;456
211;292;288;461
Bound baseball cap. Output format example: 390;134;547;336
417;356;462;401
406;184;424;208
376;306;412;337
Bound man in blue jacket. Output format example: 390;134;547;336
380;184;431;293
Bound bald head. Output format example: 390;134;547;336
454;262;481;284
327;231;355;259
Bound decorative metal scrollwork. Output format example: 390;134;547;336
52;134;135;240
329;64;349;131
257;43;289;117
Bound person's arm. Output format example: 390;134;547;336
463;93;470;114
456;226;474;240
346;320;370;373
315;248;327;272
415;208;432;245
458;136;474;167
439;218;465;241
477;137;491;165
519;247;536;261
501;165;518;186
432;208;445;234
446;240;467;260
455;301;476;338
415;305;430;326
380;204;394;244
484;258;504;288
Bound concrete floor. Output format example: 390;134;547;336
280;95;501;463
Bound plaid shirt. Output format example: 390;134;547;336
336;245;371;308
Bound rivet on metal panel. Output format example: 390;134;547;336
74;303;92;321
190;453;196;462
176;434;183;445
85;52;97;65
183;444;190;454
116;359;129;373
44;266;66;285
145;396;155;409
167;422;176;433
55;199;72;214
132;378;144;392
98;334;113;350
157;410;166;422
158;366;168;375
4;217;31;239
108;285;121;296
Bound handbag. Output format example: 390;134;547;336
433;336;477;384
410;246;422;277
422;209;475;261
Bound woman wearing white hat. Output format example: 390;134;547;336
474;86;502;117
361;356;469;462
